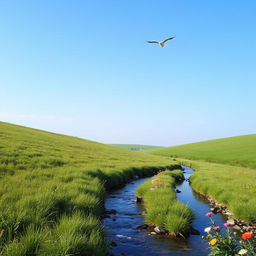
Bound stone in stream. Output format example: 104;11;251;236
210;207;220;214
175;189;181;193
154;226;168;234
136;197;143;203
227;218;235;226
233;225;242;231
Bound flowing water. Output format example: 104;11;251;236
104;166;227;256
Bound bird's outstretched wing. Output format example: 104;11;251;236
147;41;159;44
162;37;175;43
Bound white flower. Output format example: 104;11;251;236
238;249;248;255
204;227;211;233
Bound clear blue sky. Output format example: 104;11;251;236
0;1;255;146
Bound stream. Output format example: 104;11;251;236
104;166;227;256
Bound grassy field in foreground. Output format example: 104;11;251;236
0;122;173;256
179;159;256;222
110;144;163;151
150;135;256;169
136;170;193;236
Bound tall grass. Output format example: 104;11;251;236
181;159;256;222
136;170;193;236
0;121;173;255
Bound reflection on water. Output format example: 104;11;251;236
104;166;227;256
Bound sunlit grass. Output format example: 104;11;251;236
150;134;256;169
136;170;193;236
0;121;173;255
180;159;256;222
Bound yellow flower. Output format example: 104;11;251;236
209;238;217;246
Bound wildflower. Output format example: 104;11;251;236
241;232;253;240
238;249;248;255
209;238;217;246
204;227;211;233
214;226;220;230
205;212;213;217
224;222;231;227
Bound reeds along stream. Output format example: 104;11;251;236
104;166;228;256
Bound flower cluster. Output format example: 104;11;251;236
203;212;256;255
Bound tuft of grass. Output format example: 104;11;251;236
4;226;46;256
136;170;193;236
164;214;190;235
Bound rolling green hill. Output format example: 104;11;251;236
0;121;172;256
149;135;256;223
150;135;256;169
110;144;163;151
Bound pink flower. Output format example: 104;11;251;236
214;226;220;230
205;212;213;217
224;223;230;227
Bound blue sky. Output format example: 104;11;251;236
0;1;255;146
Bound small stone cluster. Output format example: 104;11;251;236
196;190;256;234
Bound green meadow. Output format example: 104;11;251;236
150;135;256;169
0;122;174;256
136;170;193;236
180;159;256;222
110;144;163;151
150;136;256;223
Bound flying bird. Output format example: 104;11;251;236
147;36;175;47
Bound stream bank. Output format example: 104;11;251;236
104;166;228;256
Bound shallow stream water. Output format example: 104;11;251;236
104;166;227;256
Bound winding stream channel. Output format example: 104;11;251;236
104;166;227;256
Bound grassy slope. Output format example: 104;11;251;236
110;144;163;151
0;122;172;256
180;159;256;222
150;135;256;169
149;136;256;222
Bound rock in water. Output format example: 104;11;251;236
154;226;168;234
136;197;143;203
227;218;235;226
233;225;241;231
